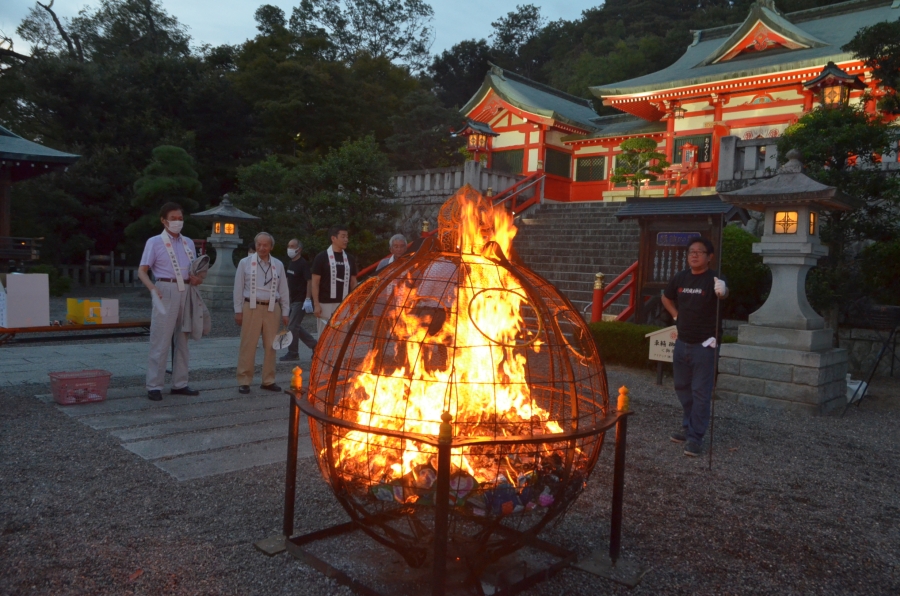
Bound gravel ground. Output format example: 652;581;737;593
13;287;317;344
1;365;898;595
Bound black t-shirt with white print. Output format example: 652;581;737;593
663;268;724;344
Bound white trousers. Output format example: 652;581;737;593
316;302;341;335
146;281;190;391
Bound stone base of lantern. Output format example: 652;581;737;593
198;283;236;310
717;340;848;415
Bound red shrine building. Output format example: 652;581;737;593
461;0;897;202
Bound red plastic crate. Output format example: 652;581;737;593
48;370;112;405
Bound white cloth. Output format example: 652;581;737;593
160;231;195;292
233;255;290;315
302;298;314;313
317;301;341;335
327;246;350;300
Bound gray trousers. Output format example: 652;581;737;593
286;301;317;354
146;281;190;391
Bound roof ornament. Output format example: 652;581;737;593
757;0;779;13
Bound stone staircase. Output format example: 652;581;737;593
513;202;640;318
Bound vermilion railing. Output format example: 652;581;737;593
492;172;545;215
590;261;638;323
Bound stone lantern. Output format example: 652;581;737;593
717;151;854;414
193;196;259;308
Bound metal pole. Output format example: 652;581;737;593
609;415;628;565
710;214;725;471
283;395;301;537
432;412;453;596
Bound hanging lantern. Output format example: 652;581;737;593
803;62;864;109
452;119;499;162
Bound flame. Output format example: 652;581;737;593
329;190;566;495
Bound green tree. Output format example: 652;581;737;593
385;89;465;169
233;136;398;266
125;145;202;242
609;137;669;197
842;18;900;114
289;0;434;70
720;225;769;320
777;104;900;321
430;39;491;108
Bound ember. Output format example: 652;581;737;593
303;185;612;572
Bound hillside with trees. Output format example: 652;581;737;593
0;0;854;265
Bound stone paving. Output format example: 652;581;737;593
4;334;315;482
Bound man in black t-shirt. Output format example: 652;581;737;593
311;225;358;335
662;237;728;457
280;239;317;361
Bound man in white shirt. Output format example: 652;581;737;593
137;202;203;402
233;232;290;394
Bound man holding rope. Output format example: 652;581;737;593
661;237;728;457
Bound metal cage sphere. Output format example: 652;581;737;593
304;186;611;568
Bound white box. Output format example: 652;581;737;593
100;298;119;324
0;278;7;328
4;273;50;328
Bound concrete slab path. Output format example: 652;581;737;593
35;376;315;482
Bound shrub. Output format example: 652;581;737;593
720;225;769;320
589;321;662;369
860;238;900;306
27;264;72;297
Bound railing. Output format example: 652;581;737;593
492;172;544;215
0;236;41;262
590;261;638;323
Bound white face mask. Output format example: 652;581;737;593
166;220;184;234
287;248;298;258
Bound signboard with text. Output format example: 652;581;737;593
645;325;678;362
656;232;701;247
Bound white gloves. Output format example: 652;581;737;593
302;298;314;313
714;277;727;298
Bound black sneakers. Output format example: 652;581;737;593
670;430;687;443
279;353;300;362
238;385;250;394
260;383;282;392
683;441;702;457
147;390;162;401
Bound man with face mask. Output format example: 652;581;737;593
280;238;317;362
137;202;204;401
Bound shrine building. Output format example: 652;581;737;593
461;0;898;202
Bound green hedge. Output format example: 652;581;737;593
589;321;662;368
27;264;72;297
589;321;737;370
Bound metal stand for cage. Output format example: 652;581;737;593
272;391;642;595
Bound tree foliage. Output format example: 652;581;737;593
289;0;434;70
843;18;900;114
609;138;669;197
778;105;900;318
126;145;203;241
231;136;399;266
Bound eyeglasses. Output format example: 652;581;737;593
688;250;708;256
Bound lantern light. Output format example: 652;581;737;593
452;119;499;162
774;211;798;234
214;222;221;234
224;223;235;235
809;211;817;235
803;62;864;110
672;105;687;119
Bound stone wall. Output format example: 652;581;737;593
723;319;898;378
390;162;523;239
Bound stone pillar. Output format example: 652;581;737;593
717;201;848;414
199;233;241;309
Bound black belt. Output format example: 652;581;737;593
244;297;271;305
157;278;188;283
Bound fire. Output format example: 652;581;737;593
328;190;570;501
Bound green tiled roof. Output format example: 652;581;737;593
591;0;898;97
562;115;667;142
462;63;601;132
0;125;80;163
